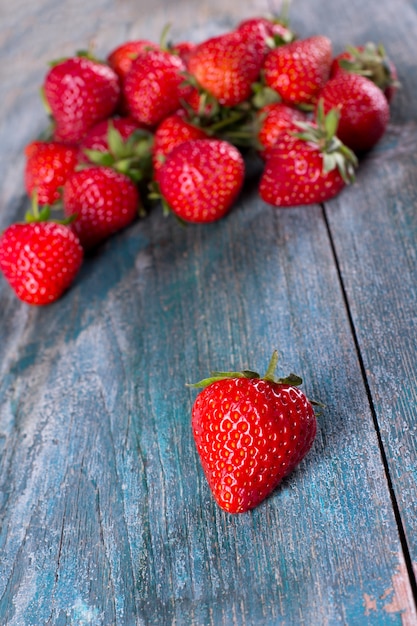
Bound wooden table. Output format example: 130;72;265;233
1;0;416;624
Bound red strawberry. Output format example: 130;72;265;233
107;39;156;81
157;138;245;223
43;56;120;143
263;35;332;106
318;72;390;153
330;42;399;102
237;16;295;51
107;40;156;114
259;104;358;207
124;48;188;127
171;41;196;68
257;102;307;155
63;166;140;249
0;221;83;305
190;351;317;513
24;141;78;205
152;112;208;179
187;29;264;107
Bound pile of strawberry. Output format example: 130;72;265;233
0;15;397;305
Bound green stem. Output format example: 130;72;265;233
263;350;279;382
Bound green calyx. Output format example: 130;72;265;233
25;191;76;226
293;100;358;184
179;76;261;148
187;350;303;389
338;42;399;92
251;78;282;110
80;123;154;183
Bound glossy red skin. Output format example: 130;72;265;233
257;102;307;155
318;73;390;153
192;377;316;513
124;49;188;127
236;17;275;56
187;30;264;107
158;138;245;223
24;141;78;205
107;40;156;80
237;16;294;50
263;35;332;105
259;131;346;207
0;222;83;305
44;57;120;144
63;166;139;249
152;113;208;179
171;41;196;68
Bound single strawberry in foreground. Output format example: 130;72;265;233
263;35;332;106
0;220;83;305
318;72;390;154
43;55;120;143
330;42;399;102
63;166;140;249
189;351;318;514
157;138;245;223
24;140;78;205
259;103;358;207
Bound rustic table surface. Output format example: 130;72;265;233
1;0;417;624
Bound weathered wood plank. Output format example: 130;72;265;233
326;129;417;566
0;0;416;624
322;0;417;575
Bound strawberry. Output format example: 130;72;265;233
259;103;358;207
263;35;332;106
107;39;156;81
0;221;83;305
107;40;156;114
330;42;399;102
237;16;295;51
257;102;307;155
157;138;245;223
187;29;265;107
152;112;208;180
63;166;140;249
171;41;196;68
43;55;120;143
24;140;78;205
189;351;318;513
123;48;188;127
318;72;390;153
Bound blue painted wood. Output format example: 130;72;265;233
0;0;416;624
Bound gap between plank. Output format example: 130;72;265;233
321;204;417;607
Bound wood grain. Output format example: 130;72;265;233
0;0;416;624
